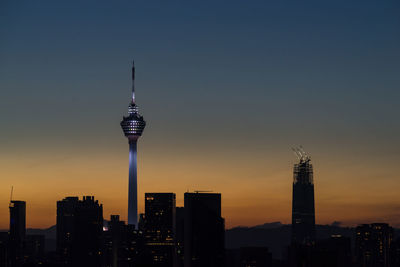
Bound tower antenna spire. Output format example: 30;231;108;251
131;60;136;104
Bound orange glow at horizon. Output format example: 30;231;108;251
0;142;399;230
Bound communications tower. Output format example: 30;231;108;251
120;61;146;227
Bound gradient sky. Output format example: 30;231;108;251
1;0;399;229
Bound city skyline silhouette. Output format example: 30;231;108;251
1;0;400;231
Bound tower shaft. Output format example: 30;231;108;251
128;140;138;226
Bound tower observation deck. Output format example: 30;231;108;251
120;61;146;227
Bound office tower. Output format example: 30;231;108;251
355;223;394;267
184;192;225;267
144;193;176;266
9;200;26;267
57;196;79;264
104;215;147;267
120;61;146;227
239;247;272;267
175;207;185;267
291;148;316;246
57;196;103;266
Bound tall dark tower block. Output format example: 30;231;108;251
57;196;103;267
9;200;26;267
144;193;176;266
291;148;316;246
184;192;225;267
175;207;185;267
57;196;79;264
121;61;146;227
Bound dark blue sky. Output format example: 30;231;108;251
1;1;400;227
1;0;399;146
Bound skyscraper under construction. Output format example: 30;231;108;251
291;147;316;246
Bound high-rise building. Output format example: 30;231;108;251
291;148;316;246
120;61;146;227
184;192;225;267
103;215;147;267
0;232;8;267
56;196;79;264
144;193;176;266
239;247;272;267
105;215;148;267
25;234;45;265
57;196;103;266
104;215;125;267
175;207;185;267
9;200;26;267
311;235;352;267
392;237;400;267
355;223;394;267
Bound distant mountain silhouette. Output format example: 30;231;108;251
27;225;56;239
226;223;291;259
252;222;284;229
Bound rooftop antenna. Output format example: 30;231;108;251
131;60;136;104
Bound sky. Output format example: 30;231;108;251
0;0;399;229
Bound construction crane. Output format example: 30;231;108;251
292;146;311;163
9;186;14;208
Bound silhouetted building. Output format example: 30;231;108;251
184;192;225;267
311;235;352;267
57;196;78;264
138;213;145;231
25;234;45;265
288;244;312;267
104;215;125;267
9;200;26;267
175;207;185;267
392;237;400;267
57;196;103;267
226;249;241;267
355;223;394;267
144;193;176;266
103;215;147;267
0;232;9;267
291;149;315;246
239;247;272;267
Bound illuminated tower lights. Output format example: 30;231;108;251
120;61;146;227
